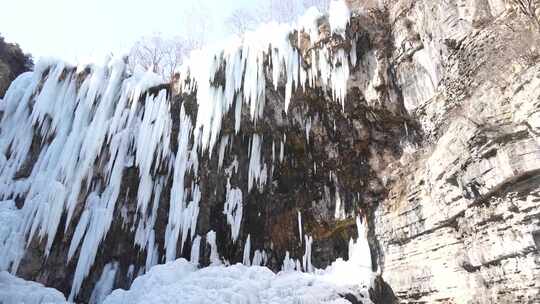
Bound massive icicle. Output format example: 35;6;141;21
176;0;354;152
223;183;243;242
243;234;251;266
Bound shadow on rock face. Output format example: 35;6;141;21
370;275;398;304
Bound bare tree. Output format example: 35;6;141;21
226;8;257;37
127;1;212;81
256;0;304;23
302;0;330;12
181;2;211;49
226;0;330;36
127;35;191;81
511;0;540;30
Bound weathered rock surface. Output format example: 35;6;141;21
373;0;540;302
0;34;32;98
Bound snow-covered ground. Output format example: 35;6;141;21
103;259;372;304
0;271;68;304
103;218;374;304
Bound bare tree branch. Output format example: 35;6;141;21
226;0;330;36
127;35;193;81
510;0;540;30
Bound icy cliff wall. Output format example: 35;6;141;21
0;3;404;302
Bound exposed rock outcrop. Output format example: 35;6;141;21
373;0;540;302
0;35;32;98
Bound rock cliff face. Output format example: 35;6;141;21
0;35;32;98
373;0;540;303
0;1;539;303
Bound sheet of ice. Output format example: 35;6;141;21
165;104;195;263
248;134;262;192
242;234;251;266
297;211;303;245
90;261;119;304
306;117;312;143
190;235;201;266
0;271;68;304
206;230;221;265
127;265;135;283
302;235;314;272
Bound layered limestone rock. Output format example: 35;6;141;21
373;0;540;303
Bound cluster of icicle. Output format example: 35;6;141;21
0;0;361;301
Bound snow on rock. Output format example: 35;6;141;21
0;271;68;304
103;258;373;304
329;0;351;35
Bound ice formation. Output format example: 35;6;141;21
243;234;251;266
302;235;314;272
0;0;366;301
0;201;24;271
90;262;119;304
206;230;221;265
224;182;243;242
190;235;201;266
298;211;303;244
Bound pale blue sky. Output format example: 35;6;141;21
0;0;256;63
